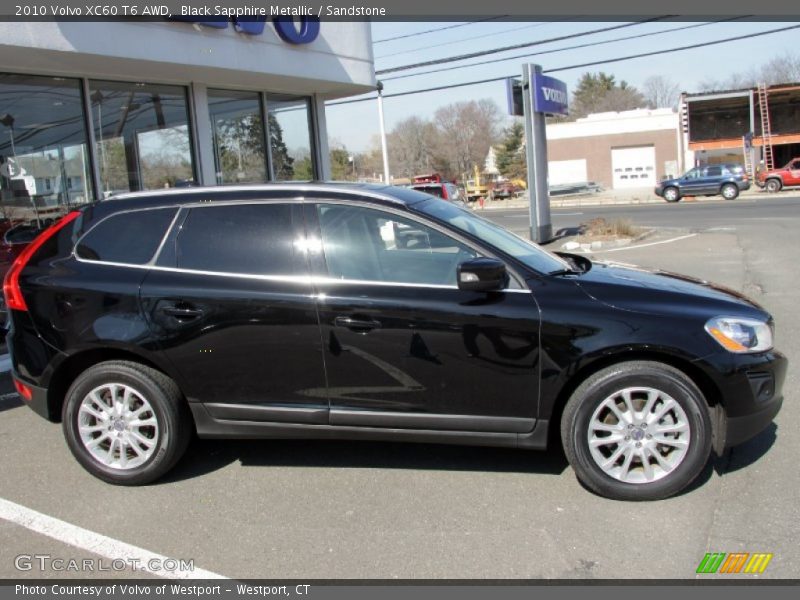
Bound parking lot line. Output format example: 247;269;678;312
0;497;227;579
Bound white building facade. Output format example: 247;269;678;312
545;108;683;190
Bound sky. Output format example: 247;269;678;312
325;20;800;153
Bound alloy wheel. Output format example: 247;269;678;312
77;383;160;470
587;386;691;484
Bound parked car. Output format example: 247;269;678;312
756;157;800;192
409;181;468;208
655;164;750;202
493;181;523;200
5;183;785;500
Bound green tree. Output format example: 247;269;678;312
571;72;646;119
268;114;294;180
495;121;526;180
329;147;353;180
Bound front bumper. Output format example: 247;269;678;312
713;350;788;449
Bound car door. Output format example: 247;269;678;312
304;201;540;434
787;160;800;185
702;165;724;193
139;201;328;425
679;167;708;194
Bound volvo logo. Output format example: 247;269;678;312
172;15;320;44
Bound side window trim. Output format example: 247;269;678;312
307;200;526;291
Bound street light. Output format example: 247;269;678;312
376;81;390;184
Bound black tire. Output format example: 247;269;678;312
560;361;712;501
662;187;681;202
765;178;782;193
62;360;192;485
720;183;739;200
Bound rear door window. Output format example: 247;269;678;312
173;203;297;275
76;207;178;264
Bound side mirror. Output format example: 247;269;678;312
457;258;507;291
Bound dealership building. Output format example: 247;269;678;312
0;19;374;212
545;108;682;190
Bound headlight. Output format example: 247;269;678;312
705;316;773;353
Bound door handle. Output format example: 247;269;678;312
334;316;382;332
160;303;205;320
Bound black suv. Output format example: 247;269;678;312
655;163;750;202
5;183;785;500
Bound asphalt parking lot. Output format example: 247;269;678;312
1;196;798;580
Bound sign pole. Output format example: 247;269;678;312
522;63;554;243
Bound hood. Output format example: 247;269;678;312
567;259;767;319
656;177;679;187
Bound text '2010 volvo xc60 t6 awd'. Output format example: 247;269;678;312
4;183;786;500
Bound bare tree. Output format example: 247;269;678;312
643;75;680;109
387;116;438;179
433;99;501;179
759;52;800;85
696;52;800;92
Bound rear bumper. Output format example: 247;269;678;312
12;373;53;421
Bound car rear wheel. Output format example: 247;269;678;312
662;187;680;202
721;183;739;200
561;361;712;501
765;178;782;193
62;360;191;485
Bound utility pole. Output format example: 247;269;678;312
376;81;391;184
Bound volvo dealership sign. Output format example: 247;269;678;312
506;73;569;117
173;15;320;44
533;74;569;116
514;64;570;244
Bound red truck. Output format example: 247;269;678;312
757;157;800;192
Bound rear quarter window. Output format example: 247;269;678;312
76;207;178;264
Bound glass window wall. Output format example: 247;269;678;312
0;73;93;224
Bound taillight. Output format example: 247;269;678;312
2;211;80;312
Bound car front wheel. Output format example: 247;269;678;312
561;361;712;501
62;360;191;485
721;183;739;200
662;187;680;202
765;179;782;193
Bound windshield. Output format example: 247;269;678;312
414;199;572;274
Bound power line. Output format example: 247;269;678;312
375;18;672;75
327;23;800;107
382;18;744;82
372;18;506;44
375;22;550;60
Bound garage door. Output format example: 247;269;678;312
548;159;587;186
611;146;656;189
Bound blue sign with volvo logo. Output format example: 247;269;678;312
533;73;569;116
173;16;320;44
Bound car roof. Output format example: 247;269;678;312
85;182;431;219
